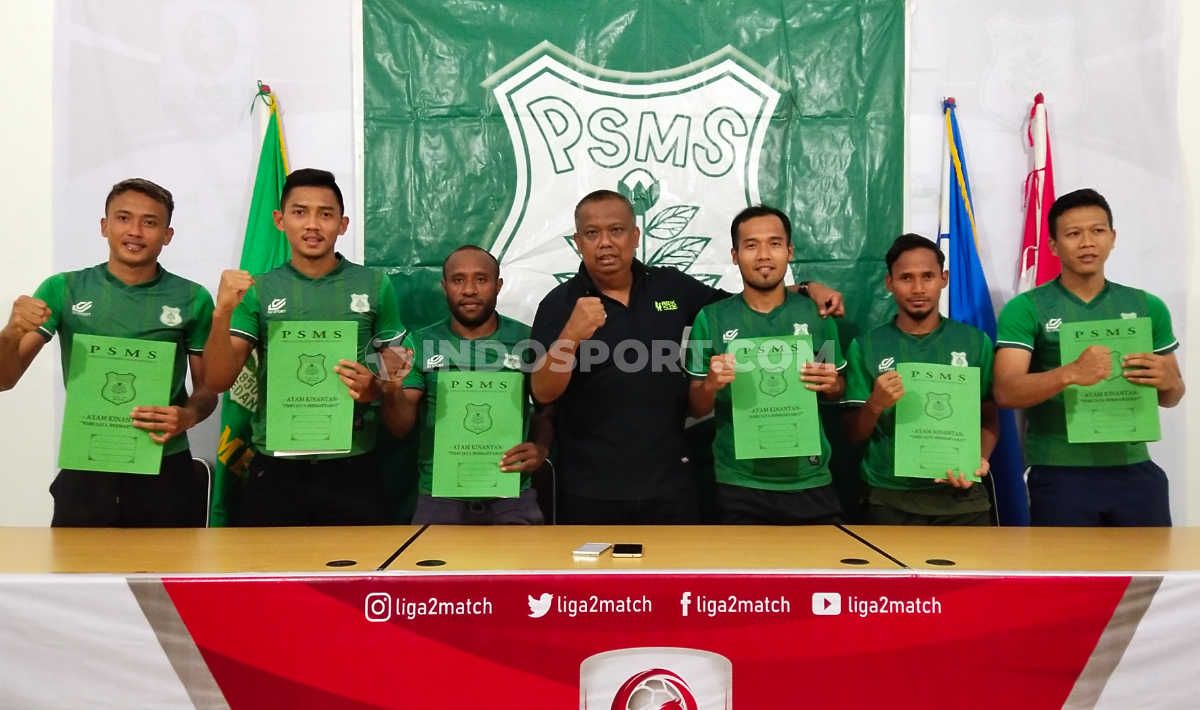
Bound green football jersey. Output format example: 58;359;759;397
844;317;994;495
684;292;844;491
33;263;214;457
996;278;1177;467
401;315;534;496
230;255;406;458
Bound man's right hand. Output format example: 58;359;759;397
215;269;254;314
560;296;607;342
867;370;905;411
1067;345;1112;387
703;353;736;392
4;296;50;339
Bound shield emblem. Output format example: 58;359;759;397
160;305;182;327
486;43;783;324
951;351;968;367
297;354;327;387
924;392;953;421
350;293;370;313
101;372;136;405
759;368;789;397
463;403;493;435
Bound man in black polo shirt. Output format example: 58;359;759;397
530;190;843;523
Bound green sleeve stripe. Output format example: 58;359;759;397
36;326;53;340
230;328;258;343
1154;340;1179;354
842;398;866;405
684;365;707;378
995;339;1033;351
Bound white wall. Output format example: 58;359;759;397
0;0;1195;525
0;1;57;525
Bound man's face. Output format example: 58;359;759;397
573;197;639;280
733;214;793;292
442;250;502;328
101;191;174;269
886;247;946;320
1050;205;1115;277
274;186;348;260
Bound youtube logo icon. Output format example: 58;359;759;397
811;592;842;616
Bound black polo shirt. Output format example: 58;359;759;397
530;260;728;500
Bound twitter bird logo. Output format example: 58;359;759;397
527;592;553;618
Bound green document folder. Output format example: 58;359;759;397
1059;317;1160;443
265;321;356;456
59;334;176;475
432;370;524;498
729;335;821;460
894;363;981;480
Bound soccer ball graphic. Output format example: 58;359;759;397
611;669;698;710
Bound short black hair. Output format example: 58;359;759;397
1048;188;1113;239
442;245;500;280
730;205;791;248
280;168;345;214
105;178;175;225
574;189;634;223
885;233;944;274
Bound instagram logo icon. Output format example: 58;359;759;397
364;592;392;622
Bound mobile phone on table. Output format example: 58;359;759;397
612;543;643;558
572;542;612;558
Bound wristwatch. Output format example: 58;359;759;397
797;280;811;296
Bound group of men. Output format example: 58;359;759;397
0;169;1184;529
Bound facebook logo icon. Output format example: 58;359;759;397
811;592;842;616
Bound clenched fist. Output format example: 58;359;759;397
215;269;254;314
561;297;607;342
4;296;50;339
867;370;905;411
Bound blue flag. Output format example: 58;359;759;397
938;98;1030;526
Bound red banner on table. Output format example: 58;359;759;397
164;573;1131;709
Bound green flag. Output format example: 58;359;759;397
209;83;290;526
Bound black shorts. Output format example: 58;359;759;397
559;488;700;524
237;451;386;526
715;483;843;525
1028;461;1171;527
50;450;207;527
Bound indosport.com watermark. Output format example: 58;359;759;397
361;332;838;379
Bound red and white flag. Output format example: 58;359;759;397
1017;92;1059;291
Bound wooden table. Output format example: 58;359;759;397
846;525;1200;571
0;526;422;573
385;524;903;571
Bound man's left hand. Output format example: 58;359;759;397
131;405;196;444
500;442;549;473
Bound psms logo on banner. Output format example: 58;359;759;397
485;42;785;324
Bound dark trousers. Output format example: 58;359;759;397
715;483;843;525
559;487;700;524
1028;462;1172;527
865;504;992;526
411;488;545;525
51;450;207;527
238;452;386;526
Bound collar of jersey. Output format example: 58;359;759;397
573;258;649;297
890;314;947;341
285;252;347;281
1051;275;1111;307
736;288;799;318
98;262;164;289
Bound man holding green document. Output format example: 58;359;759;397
204;169;407;526
844;234;998;525
380;246;550;524
685;206;845;524
995;189;1184;526
0;178;216;526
